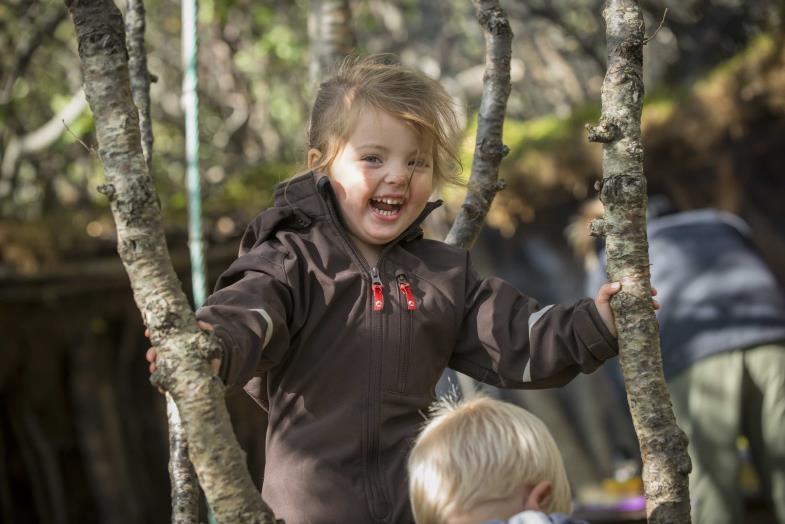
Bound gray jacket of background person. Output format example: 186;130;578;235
590;208;785;380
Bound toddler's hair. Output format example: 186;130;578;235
307;55;462;187
408;396;572;524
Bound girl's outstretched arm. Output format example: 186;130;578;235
450;253;621;389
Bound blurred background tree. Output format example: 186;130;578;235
1;0;784;522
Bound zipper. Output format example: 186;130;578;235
320;177;440;520
398;275;417;311
371;267;384;312
367;265;390;520
396;274;415;393
322;192;389;517
368;290;390;521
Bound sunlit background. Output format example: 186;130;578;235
1;0;784;522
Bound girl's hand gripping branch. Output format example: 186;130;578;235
594;281;660;337
144;321;221;394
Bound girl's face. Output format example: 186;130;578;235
313;108;434;263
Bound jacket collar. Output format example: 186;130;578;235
273;171;443;244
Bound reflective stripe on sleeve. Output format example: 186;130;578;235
250;308;274;349
523;305;555;382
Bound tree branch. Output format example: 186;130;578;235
1;91;89;195
308;0;356;89
445;0;512;249
63;1;278;521
589;1;691;522
125;1;199;520
125;0;154;171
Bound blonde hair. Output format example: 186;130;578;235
307;55;462;187
408;396;572;524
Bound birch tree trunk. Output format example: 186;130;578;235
125;3;200;521
445;0;511;249
65;1;278;521
308;0;356;89
586;1;691;522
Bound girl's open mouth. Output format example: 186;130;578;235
369;197;403;218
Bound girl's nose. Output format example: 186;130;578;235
383;162;410;186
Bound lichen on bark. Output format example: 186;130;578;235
588;1;691;522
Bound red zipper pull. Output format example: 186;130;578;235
371;267;384;311
398;274;417;311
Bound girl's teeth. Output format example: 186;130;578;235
374;198;403;205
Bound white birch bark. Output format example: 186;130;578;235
64;1;279;521
587;2;692;522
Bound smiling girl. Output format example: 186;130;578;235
148;56;623;523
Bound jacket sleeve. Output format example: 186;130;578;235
449;253;618;389
195;245;295;389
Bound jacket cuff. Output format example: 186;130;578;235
576;299;619;361
211;324;236;386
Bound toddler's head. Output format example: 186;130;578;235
306;55;462;188
408;396;572;524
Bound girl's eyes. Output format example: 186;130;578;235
359;155;430;168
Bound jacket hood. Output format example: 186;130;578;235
238;171;442;256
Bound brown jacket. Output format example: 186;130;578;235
197;172;618;524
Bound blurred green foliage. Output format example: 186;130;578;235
0;0;779;246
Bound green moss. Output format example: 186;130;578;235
459;32;778;184
460;103;602;180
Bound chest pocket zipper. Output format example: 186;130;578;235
397;273;416;393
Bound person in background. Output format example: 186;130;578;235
584;198;785;524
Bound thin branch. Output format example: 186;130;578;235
1;91;88;194
126;1;199;519
643;8;669;44
445;0;512;249
126;0;154;170
62;120;96;155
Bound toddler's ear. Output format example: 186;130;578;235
523;480;553;512
307;148;322;170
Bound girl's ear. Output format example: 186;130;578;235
523;480;552;512
307;148;323;170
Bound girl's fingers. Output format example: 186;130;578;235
598;283;659;310
149;362;156;374
601;283;659;298
596;282;621;303
146;347;156;363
